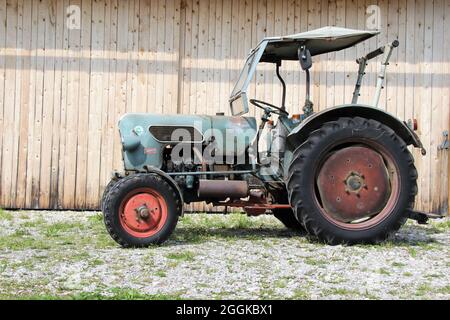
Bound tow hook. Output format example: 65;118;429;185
407;210;443;225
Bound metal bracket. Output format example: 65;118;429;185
438;131;449;150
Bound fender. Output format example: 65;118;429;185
287;104;426;155
141;166;185;216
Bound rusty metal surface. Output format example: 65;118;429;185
317;146;390;223
197;180;248;199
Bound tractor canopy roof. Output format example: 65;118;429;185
257;26;379;62
229;27;379;115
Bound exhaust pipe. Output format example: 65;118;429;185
198;180;248;199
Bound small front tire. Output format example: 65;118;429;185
103;173;181;247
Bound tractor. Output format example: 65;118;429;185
102;26;429;247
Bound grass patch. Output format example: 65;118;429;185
0;288;183;300
323;287;360;297
0;209;13;221
432;220;450;231
44;222;85;237
165;251;196;262
155;270;167;277
416;283;433;297
303;257;328;267
377;268;391;275
392;261;406;268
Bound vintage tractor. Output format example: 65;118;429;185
102;27;428;247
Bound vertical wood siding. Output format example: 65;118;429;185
0;0;448;213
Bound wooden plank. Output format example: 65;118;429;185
129;0;139;113
206;0;216;116
430;0;444;212
309;0;322;108
180;0;192;115
333;0;345;106
285;0;295;110
420;0;434;212
0;0;6;205
31;0;47;208
211;0;222;115
404;0;415;127
15;0;33;208
344;0;357;105
396;0;406;120
443;0;450;214
112;0;129;170
196;0;209;116
9;0;24;208
85;0;106;208
386;0;399;116
50;0;68;208
220;0;232;113
354;0;367;104
325;0;336;109
24;0;39;207
74;0;92;209
137;0;150;113
100;0;119;202
1;0;19;207
62;0;82;208
147;0;158;113
39;0;57;208
412;0;425;211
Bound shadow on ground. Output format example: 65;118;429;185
169;222;442;247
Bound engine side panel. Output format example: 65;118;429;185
119;113;257;171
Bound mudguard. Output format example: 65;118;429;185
286;104;426;155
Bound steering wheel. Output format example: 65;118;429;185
249;99;288;116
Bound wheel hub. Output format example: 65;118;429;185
345;172;365;193
120;191;167;237
317;146;391;223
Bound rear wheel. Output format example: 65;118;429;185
103;173;181;247
287;117;417;245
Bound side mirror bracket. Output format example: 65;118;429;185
298;45;314;117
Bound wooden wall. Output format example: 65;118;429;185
0;0;448;213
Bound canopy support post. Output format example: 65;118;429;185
276;61;287;111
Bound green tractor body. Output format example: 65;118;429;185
103;27;429;247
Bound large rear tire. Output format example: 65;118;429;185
287;117;417;245
103;173;181;247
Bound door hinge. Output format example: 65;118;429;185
438;131;448;150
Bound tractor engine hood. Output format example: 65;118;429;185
118;113;257;171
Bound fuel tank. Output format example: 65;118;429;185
118;113;257;171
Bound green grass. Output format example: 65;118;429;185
0;288;184;300
0;209;13;221
377;268;391;275
392;261;406;268
303;256;328;267
165;251;196;262
432;219;450;231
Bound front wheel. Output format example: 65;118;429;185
287;117;417;245
103;173;181;247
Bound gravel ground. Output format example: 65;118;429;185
0;210;449;300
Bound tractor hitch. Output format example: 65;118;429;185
407;210;443;225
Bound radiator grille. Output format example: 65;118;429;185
149;126;203;142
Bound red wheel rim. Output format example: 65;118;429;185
119;188;168;238
314;143;400;230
